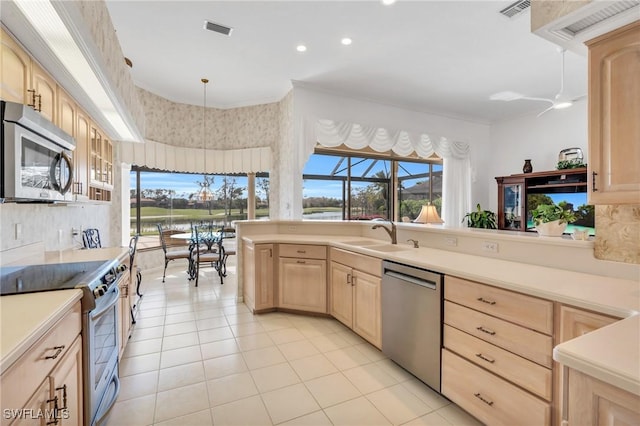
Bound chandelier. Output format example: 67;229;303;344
197;78;213;202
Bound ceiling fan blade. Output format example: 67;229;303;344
489;91;525;101
571;94;587;102
537;105;555;117
520;96;554;104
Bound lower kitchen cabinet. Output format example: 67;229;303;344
554;305;621;425
329;248;382;348
243;242;275;313
1;301;83;426
567;368;640;425
278;244;327;313
442;275;552;425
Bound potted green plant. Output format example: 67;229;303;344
531;203;576;236
462;204;497;229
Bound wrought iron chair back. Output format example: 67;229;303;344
82;228;102;249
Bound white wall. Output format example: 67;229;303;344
487;99;588;212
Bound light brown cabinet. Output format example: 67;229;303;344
1;28;31;105
329;248;382;348
30;61;57;123
442;276;553;425
587;21;640;204
278;244;327;313
243;242;275;313
554;305;620;425
567;368;640;426
88;125;113;202
0;301;83;426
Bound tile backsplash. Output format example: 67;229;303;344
595;204;640;264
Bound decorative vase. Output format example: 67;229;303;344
523;159;533;173
535;219;567;237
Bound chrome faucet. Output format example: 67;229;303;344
372;220;397;244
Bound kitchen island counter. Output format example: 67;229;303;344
240;232;640;395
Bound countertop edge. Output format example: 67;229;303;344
0;289;83;374
553;315;640;396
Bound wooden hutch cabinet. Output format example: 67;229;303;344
495;168;588;232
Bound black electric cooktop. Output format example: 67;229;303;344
0;260;112;296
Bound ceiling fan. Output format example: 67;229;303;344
490;48;586;117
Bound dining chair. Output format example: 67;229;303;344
219;226;236;277
82;228;102;249
157;224;191;283
191;224;225;287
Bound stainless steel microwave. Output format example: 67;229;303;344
1;100;75;202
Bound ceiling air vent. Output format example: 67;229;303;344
555;1;639;38
499;0;531;19
203;20;233;36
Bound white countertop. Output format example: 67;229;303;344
0;289;82;374
242;233;640;394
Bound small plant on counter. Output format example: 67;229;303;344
556;159;586;170
462;204;497;229
531;202;576;225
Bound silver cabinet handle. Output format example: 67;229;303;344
45;345;65;360
475;353;495;364
296;260;306;264
474;392;494;406
476;326;496;336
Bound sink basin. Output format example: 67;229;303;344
341;240;381;246
365;244;409;253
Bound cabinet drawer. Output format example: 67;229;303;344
442;350;550;426
445;276;553;334
279;244;326;260
1;301;81;414
330;248;382;277
444;325;552;401
445;301;552;368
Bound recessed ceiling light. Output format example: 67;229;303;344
296;45;307;52
381;0;397;5
341;38;352;46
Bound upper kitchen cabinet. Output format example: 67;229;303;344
30;61;57;123
587;21;640;205
89;124;113;202
1;28;30;104
0;28;56;121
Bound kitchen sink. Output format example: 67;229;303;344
341;239;381;246
365;244;409;253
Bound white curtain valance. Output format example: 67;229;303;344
120;140;271;174
315;119;469;160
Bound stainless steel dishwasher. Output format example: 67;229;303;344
381;260;443;392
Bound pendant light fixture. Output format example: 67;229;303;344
198;78;213;203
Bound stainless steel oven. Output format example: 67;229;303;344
1;100;75;202
84;278;120;426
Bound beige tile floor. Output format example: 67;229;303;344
107;259;483;426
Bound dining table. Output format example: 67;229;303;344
171;229;235;280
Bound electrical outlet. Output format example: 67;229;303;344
288;225;297;231
482;241;499;253
444;237;457;246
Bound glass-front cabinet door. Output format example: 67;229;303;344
496;176;525;230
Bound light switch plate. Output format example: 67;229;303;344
15;223;22;240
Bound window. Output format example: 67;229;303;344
398;161;442;220
130;168;262;247
302;150;441;221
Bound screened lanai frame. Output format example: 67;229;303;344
303;146;443;221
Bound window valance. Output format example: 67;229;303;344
315;119;469;160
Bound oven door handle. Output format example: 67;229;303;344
91;285;120;320
92;373;120;426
